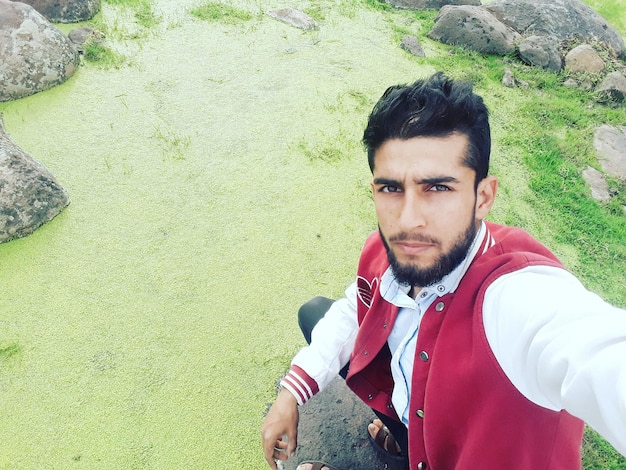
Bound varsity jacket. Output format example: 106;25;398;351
346;222;584;469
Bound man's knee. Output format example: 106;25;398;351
298;296;334;344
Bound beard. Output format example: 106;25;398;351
380;217;478;288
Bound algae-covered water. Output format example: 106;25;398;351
0;2;435;468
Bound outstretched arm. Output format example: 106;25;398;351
261;388;299;468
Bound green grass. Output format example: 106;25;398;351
190;2;255;23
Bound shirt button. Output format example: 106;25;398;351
437;285;445;292
435;301;445;312
417;462;427;469
419;351;429;362
416;409;424;418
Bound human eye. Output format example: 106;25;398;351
428;184;451;192
380;184;402;193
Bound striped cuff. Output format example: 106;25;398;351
280;365;320;406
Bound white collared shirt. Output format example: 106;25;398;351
381;222;488;424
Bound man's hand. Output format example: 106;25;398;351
261;387;299;469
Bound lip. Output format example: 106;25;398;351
393;242;434;256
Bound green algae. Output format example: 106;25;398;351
0;2;422;468
2;0;624;468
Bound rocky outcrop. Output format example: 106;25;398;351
428;5;521;55
0;0;79;102
426;0;625;69
0;116;70;244
267;8;318;31
483;0;624;57
11;0;101;23
382;0;479;9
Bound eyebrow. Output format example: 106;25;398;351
372;176;460;185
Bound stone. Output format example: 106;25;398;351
428;5;521;55
0;116;70;243
518;35;562;72
280;377;407;470
582;166;610;203
0;0;79;102
564;44;605;73
68;26;105;54
11;0;101;23
400;35;426;57
594;125;626;179
483;0;625;57
502;68;528;88
381;0;480;9
595;71;626;103
267;8;318;31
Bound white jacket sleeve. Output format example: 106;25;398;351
484;266;626;456
285;282;359;402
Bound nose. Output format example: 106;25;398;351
398;192;426;231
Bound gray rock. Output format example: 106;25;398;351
594;125;626;179
595;71;626;103
400;35;426;57
518;35;562;72
267;8;318;31
428;5;521;55
0;0;79;102
502;68;528;88
0;116;70;244
381;0;480;10
582;166;610;203
483;0;625;57
281;377;406;470
68;26;105;53
564;44;605;73
11;0;101;23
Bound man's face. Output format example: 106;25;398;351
371;133;496;288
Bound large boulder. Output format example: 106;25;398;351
483;0;625;57
428;5;521;55
0;116;70;244
0;0;79;102
11;0;101;23
382;0;480;9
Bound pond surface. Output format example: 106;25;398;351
0;2;427;468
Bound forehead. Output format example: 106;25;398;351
373;134;471;177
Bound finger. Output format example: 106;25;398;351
285;430;298;458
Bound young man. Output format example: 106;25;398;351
261;72;626;470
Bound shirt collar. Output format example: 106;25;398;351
380;221;491;307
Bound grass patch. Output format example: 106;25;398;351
83;39;128;68
0;343;21;361
190;2;255;23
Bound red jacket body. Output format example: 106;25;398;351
346;222;584;469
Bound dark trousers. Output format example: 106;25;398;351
298;296;409;457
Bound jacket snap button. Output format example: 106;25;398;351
416;409;424;418
368;394;373;400
435;302;445;312
419;351;429;362
417;462;427;470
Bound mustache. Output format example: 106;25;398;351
387;231;440;245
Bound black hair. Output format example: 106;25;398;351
362;72;490;185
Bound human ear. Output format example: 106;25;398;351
475;176;498;220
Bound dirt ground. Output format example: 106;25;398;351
279;377;408;470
